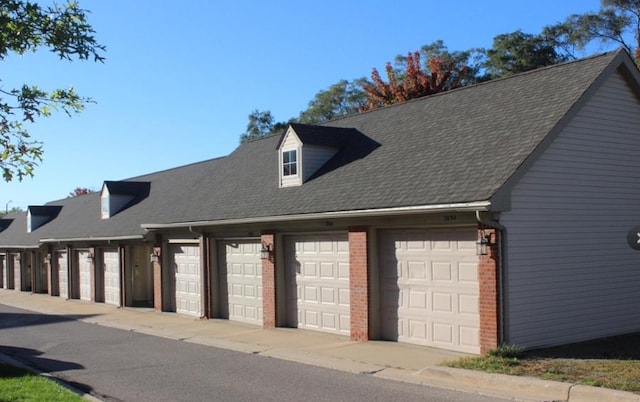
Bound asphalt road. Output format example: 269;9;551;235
0;303;508;402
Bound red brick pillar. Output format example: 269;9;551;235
261;233;276;329
89;247;96;302
479;228;500;354
152;244;162;312
349;227;369;341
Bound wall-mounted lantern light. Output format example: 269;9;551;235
260;243;271;260
86;252;95;262
149;252;160;263
477;231;492;256
44;253;52;264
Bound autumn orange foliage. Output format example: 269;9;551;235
361;51;467;111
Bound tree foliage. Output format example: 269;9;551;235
483;30;570;78
239;110;288;143
0;205;23;217
297;79;366;124
0;0;105;182
68;187;94;197
361;51;468;111
544;0;640;63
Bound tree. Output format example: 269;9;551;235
401;40;487;85
544;0;640;63
483;30;570;78
239;110;288;143
0;205;23;217
1;0;105;182
297;79;367;124
361;51;468;111
68;187;94;197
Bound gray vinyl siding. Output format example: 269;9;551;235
302;145;337;182
500;70;640;349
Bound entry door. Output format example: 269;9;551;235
378;228;480;354
169;244;201;316
130;246;153;306
57;251;68;298
103;249;121;306
219;240;263;325
285;234;350;335
0;255;4;288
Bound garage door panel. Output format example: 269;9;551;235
170;245;201;317
220;240;263;325
57;252;68;298
286;234;350;335
103;249;120;306
379;228;480;354
77;251;92;301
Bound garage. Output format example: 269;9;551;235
218;240;262;325
169;244;201;316
102;249;121;306
56;251;68;298
285;234;350;335
77;250;92;301
378;228;480;354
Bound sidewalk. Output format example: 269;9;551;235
1;290;638;402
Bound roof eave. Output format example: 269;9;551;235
142;201;491;230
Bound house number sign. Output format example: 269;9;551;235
627;227;640;250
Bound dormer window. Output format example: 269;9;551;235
100;181;151;219
282;150;298;176
26;206;62;233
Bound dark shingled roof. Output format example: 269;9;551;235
0;50;631;246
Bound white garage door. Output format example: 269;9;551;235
103;249;121;306
285;234;350;335
170;244;201;316
379;228;480;354
57;251;68;298
220;240;263;325
77;250;92;301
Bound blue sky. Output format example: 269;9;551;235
1;0;608;210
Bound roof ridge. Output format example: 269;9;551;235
321;50;620;126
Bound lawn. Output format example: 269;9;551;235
443;333;640;394
0;363;85;402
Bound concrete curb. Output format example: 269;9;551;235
569;385;640;402
0;353;102;402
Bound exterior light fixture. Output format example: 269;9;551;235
477;231;492;256
260;243;271;260
44;253;52;264
149;252;160;263
86;253;95;262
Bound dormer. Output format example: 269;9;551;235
0;219;12;233
101;181;150;219
26;205;62;233
277;124;356;188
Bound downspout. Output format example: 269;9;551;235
475;210;506;346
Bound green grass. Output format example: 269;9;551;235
0;363;85;402
444;348;640;394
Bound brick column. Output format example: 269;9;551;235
261;233;276;329
152;244;163;312
479;228;500;354
349;227;369;341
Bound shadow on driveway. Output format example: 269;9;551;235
0;345;95;396
0;312;98;330
527;332;640;359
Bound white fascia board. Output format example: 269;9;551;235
39;235;146;243
142;201;491;230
